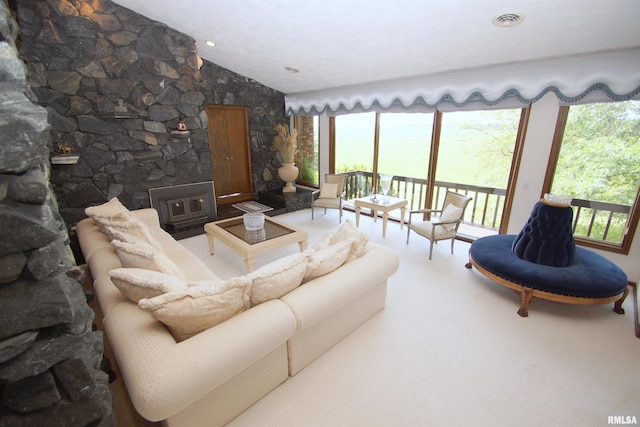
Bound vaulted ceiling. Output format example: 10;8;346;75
112;0;640;95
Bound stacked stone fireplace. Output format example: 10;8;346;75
0;1;111;425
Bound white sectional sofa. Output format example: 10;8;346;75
76;206;399;427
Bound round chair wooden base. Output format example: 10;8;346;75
466;255;630;317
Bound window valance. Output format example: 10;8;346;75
285;48;640;116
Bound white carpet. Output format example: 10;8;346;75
179;208;639;427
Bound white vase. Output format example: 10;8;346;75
278;162;299;193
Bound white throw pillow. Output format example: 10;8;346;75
330;218;369;262
304;238;353;282
439;204;463;231
319;182;339;199
111;239;186;279
85;197;131;221
247;251;312;306
312;232;334;251
138;276;251;342
108;268;188;302
104;224;164;251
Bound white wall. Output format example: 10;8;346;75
315;97;640;282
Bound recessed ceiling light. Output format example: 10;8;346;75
492;13;524;28
205;40;216;47
284;66;300;74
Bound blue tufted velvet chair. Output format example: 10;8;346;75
466;198;629;318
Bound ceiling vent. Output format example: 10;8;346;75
493;13;524;28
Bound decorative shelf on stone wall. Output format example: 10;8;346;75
51;154;80;165
98;112;139;119
170;130;191;138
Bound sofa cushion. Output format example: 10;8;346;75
304;239;353;282
85;197;131;221
138;276;252;342
111;239;186;279
104;225;164;252
108;268;189;303
330;218;369;262
248;251;312;306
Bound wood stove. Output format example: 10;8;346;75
149;181;217;239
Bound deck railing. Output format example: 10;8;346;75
338;171;631;243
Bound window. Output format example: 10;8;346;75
436;109;521;232
294;116;319;186
378;113;432;180
545;101;640;254
334;112;375;174
330;108;527;239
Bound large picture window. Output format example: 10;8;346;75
544;101;640;254
329;107;526;239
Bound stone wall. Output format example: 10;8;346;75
0;0;111;425
14;0;287;227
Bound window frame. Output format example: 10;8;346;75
329;107;529;238
543;105;640;255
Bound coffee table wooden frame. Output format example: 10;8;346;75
205;215;308;272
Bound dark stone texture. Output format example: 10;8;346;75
0;331;102;383
0;252;27;283
47;71;82;95
0;91;50;174
0;379;112;426
149;104;180;121
53;358;96;401
15;0;287;230
0;271;93;342
0;331;38;364
27;240;63;280
0;202;58;256
2;370;61;412
10;167;48;204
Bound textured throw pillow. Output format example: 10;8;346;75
111;239;186;279
439;204;463;231
304;238;353;282
330;218;369;262
319;182;339;199
248;251;312;306
108;268;188;302
104;224;164;251
85;197;131;221
138;276;251;342
312;232;334;251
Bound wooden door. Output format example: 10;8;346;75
205;105;253;206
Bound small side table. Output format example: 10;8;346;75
354;195;408;238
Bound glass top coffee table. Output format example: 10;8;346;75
204;215;308;272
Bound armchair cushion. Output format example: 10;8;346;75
318;183;339;199
440;204;464;231
411;221;456;240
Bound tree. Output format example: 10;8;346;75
552;101;640;205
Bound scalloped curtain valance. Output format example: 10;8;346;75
285;48;640;116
